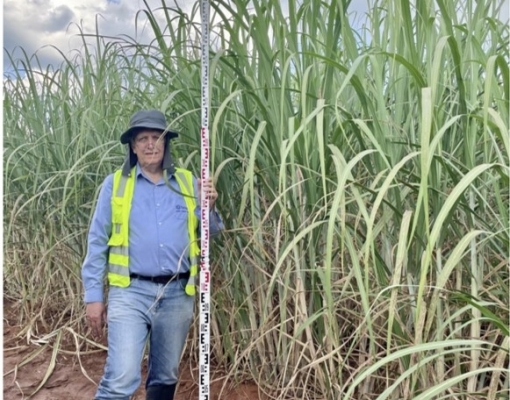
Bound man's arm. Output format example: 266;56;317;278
81;174;114;337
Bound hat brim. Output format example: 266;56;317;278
120;124;179;144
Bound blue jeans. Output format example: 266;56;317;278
94;277;194;400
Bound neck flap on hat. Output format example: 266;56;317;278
162;142;176;175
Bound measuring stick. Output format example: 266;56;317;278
199;0;211;399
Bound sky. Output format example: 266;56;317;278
4;0;170;72
3;0;509;74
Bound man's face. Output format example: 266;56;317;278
132;130;165;169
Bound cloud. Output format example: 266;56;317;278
3;0;169;72
39;5;76;33
5;3;74;39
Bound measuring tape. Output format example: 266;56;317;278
199;0;210;399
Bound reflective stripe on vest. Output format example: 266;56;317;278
174;170;201;295
107;167;200;295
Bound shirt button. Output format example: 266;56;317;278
156;203;160;207
158;222;162;225
160;244;163;248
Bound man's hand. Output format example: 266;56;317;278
86;302;106;338
198;178;218;209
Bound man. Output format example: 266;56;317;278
82;110;223;400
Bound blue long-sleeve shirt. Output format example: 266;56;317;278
81;164;224;303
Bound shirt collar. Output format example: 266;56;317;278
135;163;143;177
134;163;172;183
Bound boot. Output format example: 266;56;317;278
145;384;177;400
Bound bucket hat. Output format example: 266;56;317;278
120;109;178;144
121;110;179;176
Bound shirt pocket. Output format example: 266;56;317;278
173;204;189;220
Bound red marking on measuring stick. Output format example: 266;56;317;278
199;0;210;399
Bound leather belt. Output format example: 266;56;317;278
129;272;190;284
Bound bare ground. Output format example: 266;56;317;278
3;301;269;400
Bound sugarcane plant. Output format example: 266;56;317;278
4;0;509;398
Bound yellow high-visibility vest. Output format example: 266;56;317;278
107;166;200;296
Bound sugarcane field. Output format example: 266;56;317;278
3;0;509;399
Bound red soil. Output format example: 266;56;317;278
3;302;268;400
